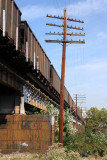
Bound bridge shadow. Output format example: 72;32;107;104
0;114;7;126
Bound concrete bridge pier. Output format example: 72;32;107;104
14;95;25;115
20;95;25;115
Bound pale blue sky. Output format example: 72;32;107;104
15;0;107;110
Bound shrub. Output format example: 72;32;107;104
63;130;107;157
41;143;82;160
41;104;76;142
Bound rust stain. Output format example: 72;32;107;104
0;115;55;153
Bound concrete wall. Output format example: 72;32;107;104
0;114;55;153
0;95;15;114
0;66;24;114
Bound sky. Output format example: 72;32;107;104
15;0;107;110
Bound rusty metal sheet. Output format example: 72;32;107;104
31;35;34;62
0;0;5;29
51;65;60;94
64;87;69;103
27;101;47;111
0;0;2;28
6;0;12;38
28;28;31;60
48;60;50;82
39;45;41;72
41;48;43;74
68;93;73;108
0;115;55;153
44;53;46;78
12;3;17;42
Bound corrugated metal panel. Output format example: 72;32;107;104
64;87;69;103
48;60;50;82
37;43;39;70
44;53;46;78
38;44;41;72
12;3;17;43
35;40;38;68
20;22;26;53
45;57;47;79
20;21;51;80
12;1;21;47
28;28;31;61
46;57;50;81
51;65;60;93
18;12;21;49
0;0;5;30
36;41;39;70
41;50;43;75
30;34;34;62
33;36;35;66
68;94;73;108
6;0;12;38
0;0;2;28
0;0;21;46
42;50;44;75
30;32;32;61
46;58;48;80
45;55;47;79
32;35;35;62
40;49;42;73
72;100;76;110
40;47;42;73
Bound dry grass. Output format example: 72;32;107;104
0;144;107;160
0;152;40;160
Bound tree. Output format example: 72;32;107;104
86;107;107;135
64;107;107;156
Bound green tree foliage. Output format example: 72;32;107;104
64;128;107;157
64;107;107;157
86;107;107;136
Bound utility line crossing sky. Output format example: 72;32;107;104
15;0;107;110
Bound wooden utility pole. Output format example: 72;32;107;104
45;9;85;145
59;8;67;144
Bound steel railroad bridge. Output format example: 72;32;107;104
0;0;84;126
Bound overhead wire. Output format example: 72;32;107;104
56;0;63;16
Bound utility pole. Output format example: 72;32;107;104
59;8;67;144
45;9;85;145
74;94;86;128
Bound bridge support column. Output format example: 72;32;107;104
20;95;25;115
14;95;25;115
14;96;20;114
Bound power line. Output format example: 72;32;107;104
74;94;86;127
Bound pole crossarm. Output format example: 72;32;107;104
46;23;84;30
45;32;85;36
45;39;85;44
46;15;84;23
